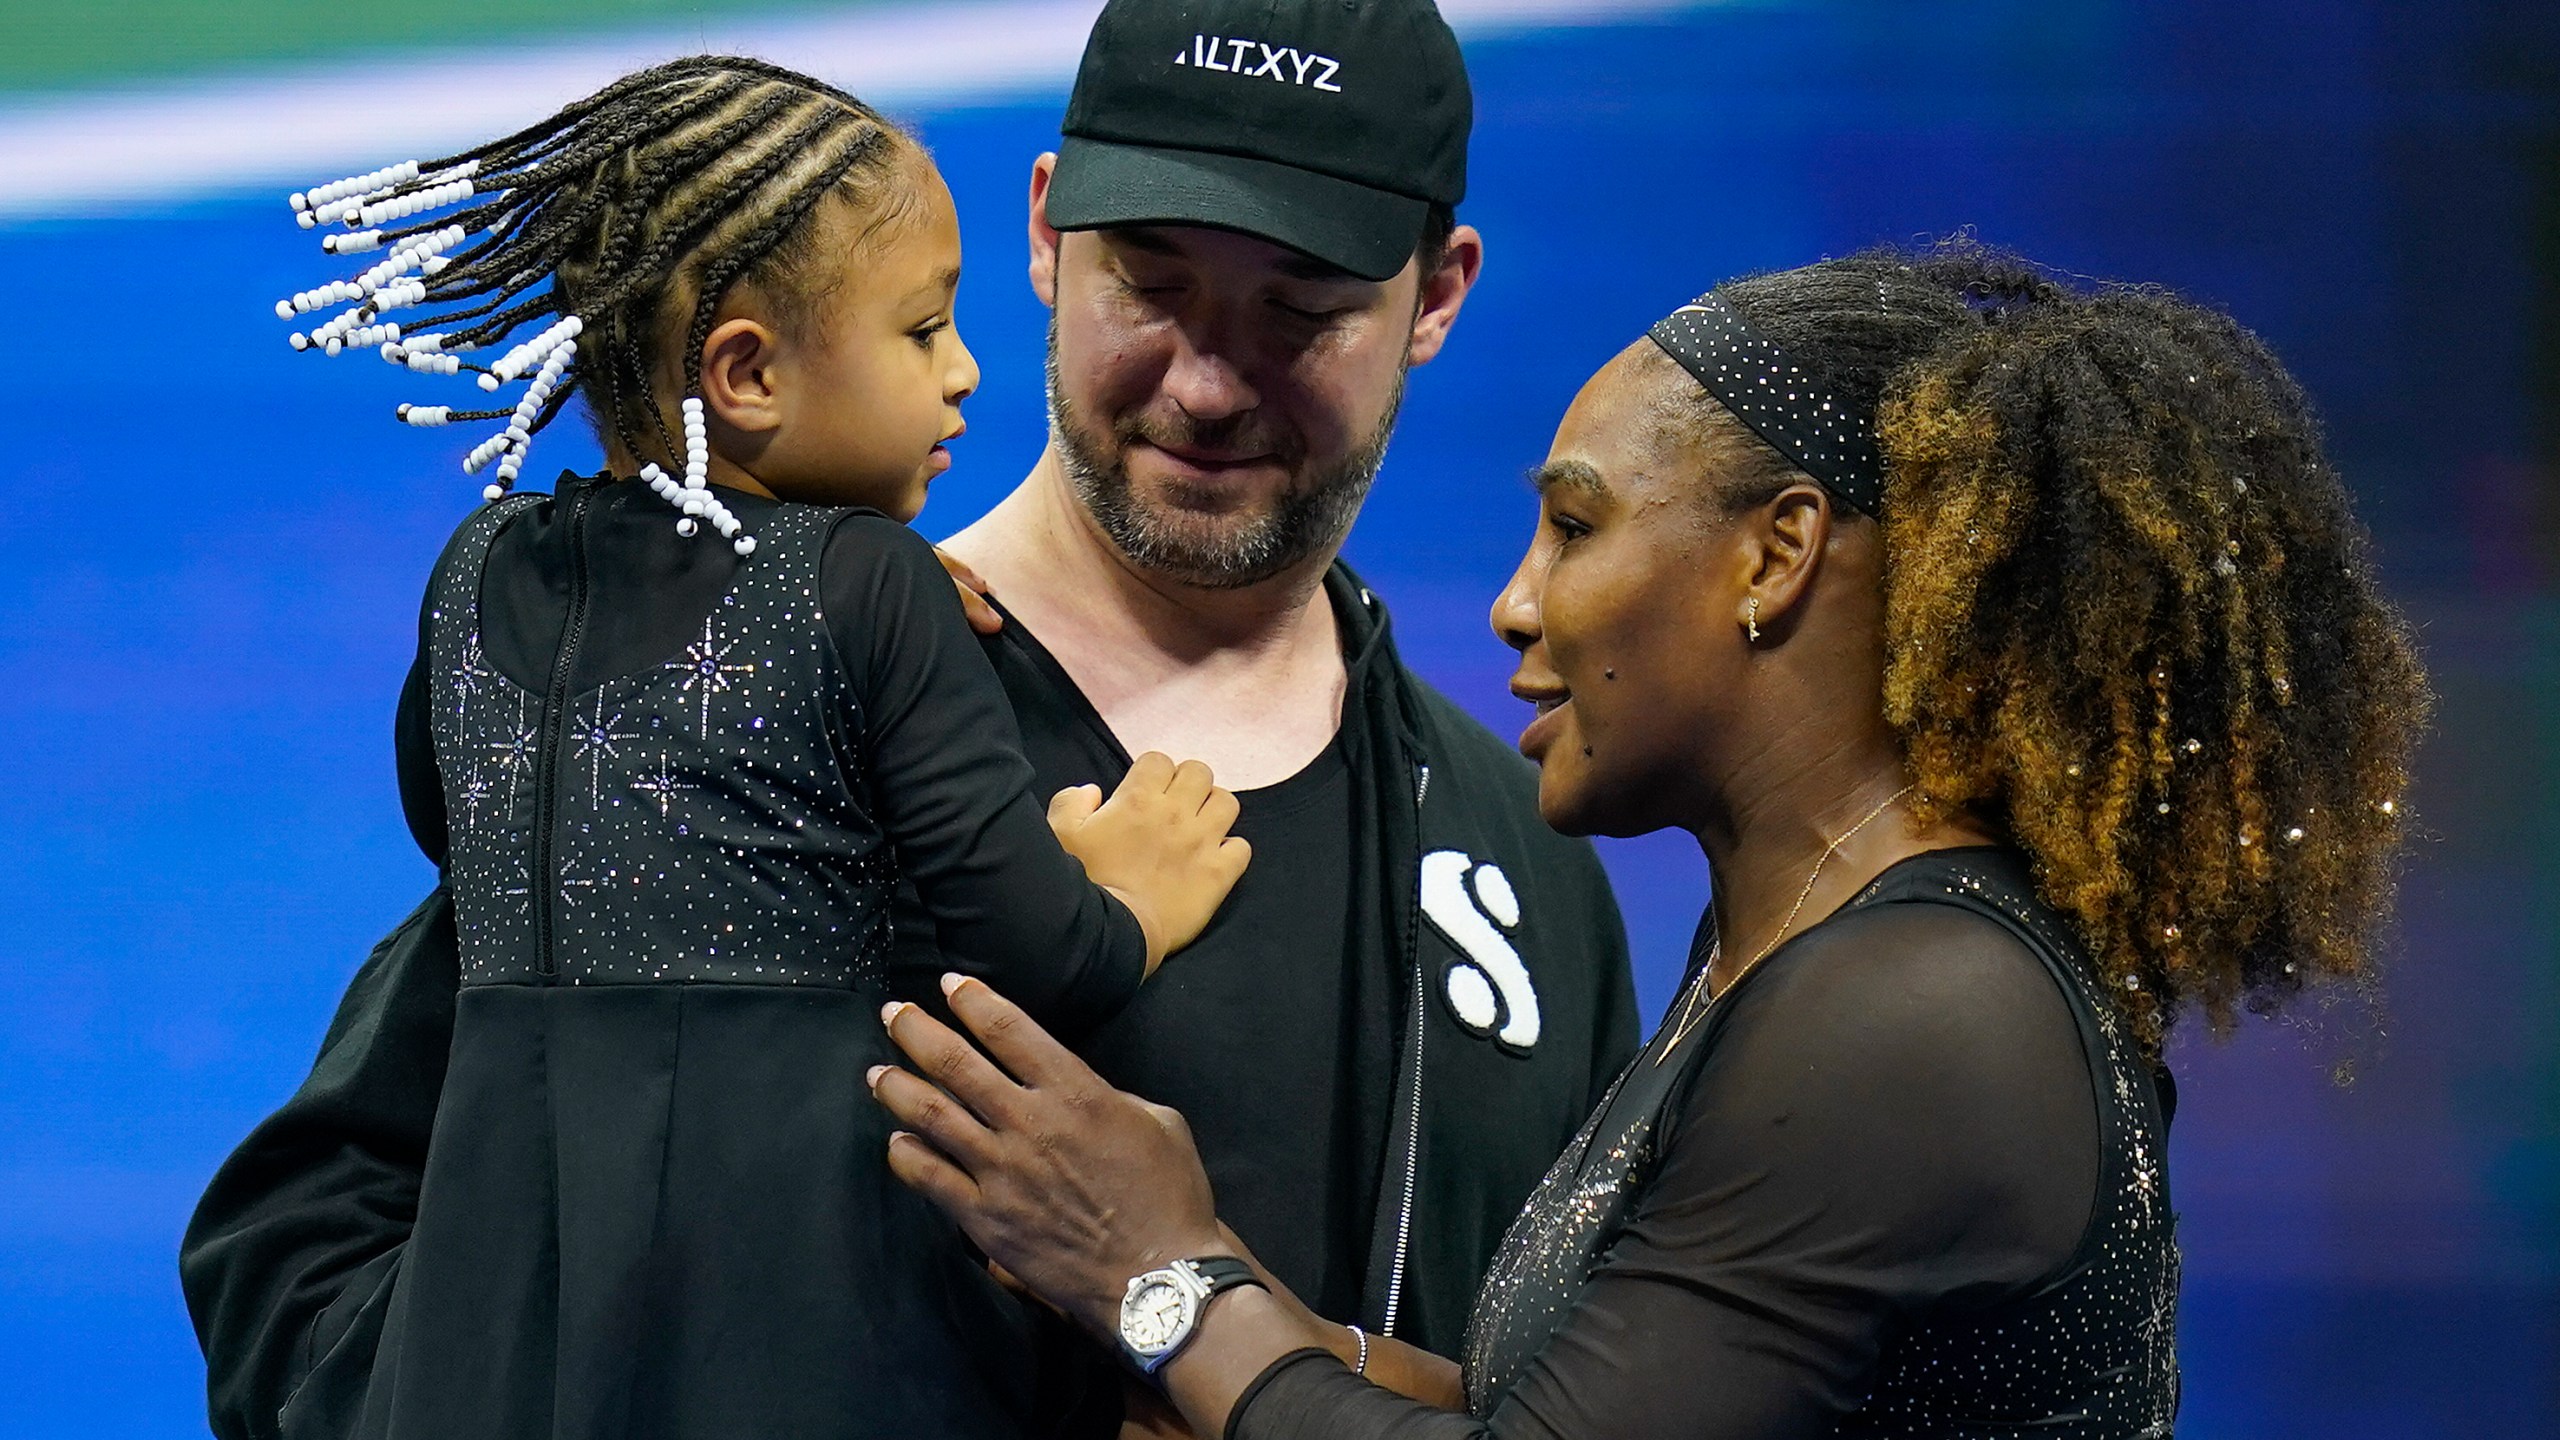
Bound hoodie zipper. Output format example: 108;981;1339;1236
1380;761;1431;1335
531;481;599;978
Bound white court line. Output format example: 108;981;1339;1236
0;0;1705;219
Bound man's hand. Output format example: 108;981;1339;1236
935;547;1004;635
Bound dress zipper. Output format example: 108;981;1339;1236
532;481;598;979
1380;762;1430;1336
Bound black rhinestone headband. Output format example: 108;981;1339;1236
1646;290;1885;516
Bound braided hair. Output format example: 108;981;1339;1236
1686;240;2427;1048
276;56;918;533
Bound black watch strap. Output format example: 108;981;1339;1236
1190;1256;1258;1298
1119;1255;1267;1381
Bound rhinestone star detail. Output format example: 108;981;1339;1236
630;754;695;819
558;853;602;907
2129;1155;2160;1220
571;696;642;806
453;632;496;717
455;758;496;832
488;696;539;810
666;617;756;736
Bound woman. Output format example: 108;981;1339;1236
865;244;2427;1438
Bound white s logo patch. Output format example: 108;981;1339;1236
1420;850;1540;1052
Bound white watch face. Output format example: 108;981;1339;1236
1119;1273;1199;1358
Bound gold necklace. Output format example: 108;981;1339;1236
1653;783;1916;1066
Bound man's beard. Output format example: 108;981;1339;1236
1047;323;1405;591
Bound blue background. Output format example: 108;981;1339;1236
2;2;2554;1434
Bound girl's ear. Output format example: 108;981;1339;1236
698;316;787;435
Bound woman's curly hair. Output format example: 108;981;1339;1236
1709;241;2428;1048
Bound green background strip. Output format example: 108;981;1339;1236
0;0;881;94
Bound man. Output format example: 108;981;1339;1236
181;1;1636;1435
906;1;1636;1426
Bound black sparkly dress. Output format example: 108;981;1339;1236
294;475;1149;1440
1230;847;2181;1440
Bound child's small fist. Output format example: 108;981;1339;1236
1049;753;1251;974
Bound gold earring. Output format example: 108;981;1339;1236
1746;596;1761;643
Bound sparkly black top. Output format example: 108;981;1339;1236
324;475;1149;1440
403;475;1145;1008
1229;847;2180;1440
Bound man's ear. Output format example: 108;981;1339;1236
1405;222;1483;369
698;316;787;437
1027;153;1063;309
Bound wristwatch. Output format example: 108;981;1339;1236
1116;1256;1263;1375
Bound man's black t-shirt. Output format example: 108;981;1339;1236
911;603;1394;1319
1091;741;1389;1320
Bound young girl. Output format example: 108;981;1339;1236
265;56;1248;1440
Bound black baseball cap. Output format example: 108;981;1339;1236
1047;0;1472;283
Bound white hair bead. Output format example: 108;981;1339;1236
302;161;419;212
733;535;755;556
307;313;361;347
316;192;376;227
462;433;512;473
288;333;310;351
489;316;583;382
483;483;506;502
676;517;699;537
399;404;452;427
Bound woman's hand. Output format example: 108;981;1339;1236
874;976;1468;1434
869;974;1229;1341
